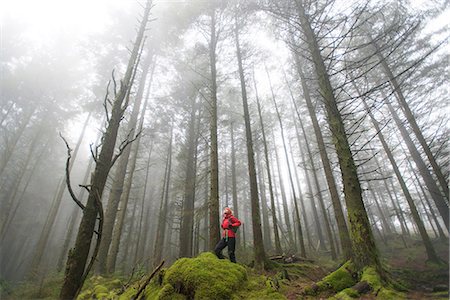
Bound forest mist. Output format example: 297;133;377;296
0;0;449;298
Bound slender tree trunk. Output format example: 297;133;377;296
294;0;380;271
292;115;325;252
294;115;337;259
106;75;155;273
208;8;221;250
294;57;352;259
257;151;272;252
273;132;295;250
152;126;173;267
97;54;154;274
405;156;447;239
234;15;266;268
0;136;51;241
0;107;35;176
372;40;448;200
179;96;199;258
133;141;154;266
229;122;240;249
31;112;91;276
59;3;151;297
288;140;313;251
253;77;282;254
360;97;440;262
386;101;448;230
266;67;305;257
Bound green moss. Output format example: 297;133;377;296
360;266;405;299
340;287;359;298
317;261;356;292
231;274;286;300
161;252;247;299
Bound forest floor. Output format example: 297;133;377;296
1;237;448;299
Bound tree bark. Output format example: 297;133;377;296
179;96;199;258
266;67;306;257
208;8;221;250
294;57;352;260
59;2;151;297
152;126;173;268
234;15;266;268
253;77;283;254
294;0;380;272
96;53;154;274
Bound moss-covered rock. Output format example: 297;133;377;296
159;252;247;299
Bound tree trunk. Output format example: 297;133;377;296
57;157;94;272
294;56;352;260
361;97;440;262
294;114;337;259
0;107;35;176
288;139;313;251
266;67;305;257
294;0;380;272
59;2;151;297
106;67;155;273
257;150;273;252
372;40;448;200
179;96;199;258
273;132;295;250
234;15;266;268
97;53;154;274
386;101;448;230
253;78;283;254
133;143;154;267
152;126;173;268
31;112;91;276
208;8;221;250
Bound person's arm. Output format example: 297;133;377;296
229;216;241;228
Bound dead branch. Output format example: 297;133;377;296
89;143;98;163
103;80;112;123
133;260;165;300
112;69;118;97
110;131;141;168
60;133;85;211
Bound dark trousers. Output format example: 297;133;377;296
214;237;236;263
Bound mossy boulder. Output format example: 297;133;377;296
155;252;247;299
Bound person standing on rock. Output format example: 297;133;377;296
214;207;241;263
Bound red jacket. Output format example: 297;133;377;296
221;215;241;238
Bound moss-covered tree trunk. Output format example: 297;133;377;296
294;58;352;260
234;14;266;268
294;0;381;272
59;2;151;298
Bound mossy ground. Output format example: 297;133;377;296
3;238;448;299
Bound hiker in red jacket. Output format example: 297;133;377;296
214;207;241;263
